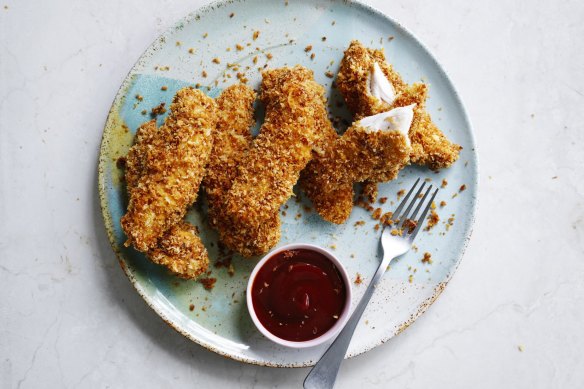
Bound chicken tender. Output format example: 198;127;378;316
124;118;209;279
336;40;461;170
147;221;209;279
202;84;281;257
302;106;412;224
203;84;256;229
121;87;217;252
222;66;333;255
337;40;408;119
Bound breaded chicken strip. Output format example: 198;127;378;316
337;40;461;170
121;87;217;252
337;40;408;119
124;119;209;279
222;66;332;255
302;105;412;224
202;84;281;257
147;221;209;279
203;84;256;229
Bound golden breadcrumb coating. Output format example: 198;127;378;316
124;119;157;191
302;124;410;224
202;84;281;258
222;66;332;255
219;216;281;258
362;181;379;203
124;119;209;279
336;40;461;170
203;84;257;229
121;87;217;252
147;221;209;279
389;84;461;170
337;40;407;119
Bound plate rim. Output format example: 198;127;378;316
97;0;479;368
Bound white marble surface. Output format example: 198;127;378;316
1;0;583;387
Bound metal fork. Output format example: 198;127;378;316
304;178;438;389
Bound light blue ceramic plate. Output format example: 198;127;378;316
98;0;477;367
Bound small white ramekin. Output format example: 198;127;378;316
246;243;352;348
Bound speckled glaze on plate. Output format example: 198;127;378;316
98;0;478;367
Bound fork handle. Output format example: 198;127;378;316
303;256;391;389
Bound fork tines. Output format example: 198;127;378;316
390;178;439;240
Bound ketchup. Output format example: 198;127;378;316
251;248;346;342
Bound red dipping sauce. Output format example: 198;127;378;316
250;248;347;342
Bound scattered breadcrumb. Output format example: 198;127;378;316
253;30;260;40
161;85;168;91
397;189;406;199
441;179;448;188
229;12;235;18
518;345;524;352
403;219;417;234
425;209;439;230
422;252;432;264
446;216;455;231
188;48;195;54
203;32;208;38
408;274;414;283
390;228;402;236
135;94;143;101
459;184;466;192
372;208;382;220
379;197;387;204
380;211;393;226
310;53;315;60
354;273;363;285
189;304;195;311
176;41;181;46
202;70;208;78
212;58;221;64
354;220;365;227
199;277;217;290
150;102;166;116
325;71;334;78
305;45;313;52
266;52;273;60
440;200;447;207
236;44;244;51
